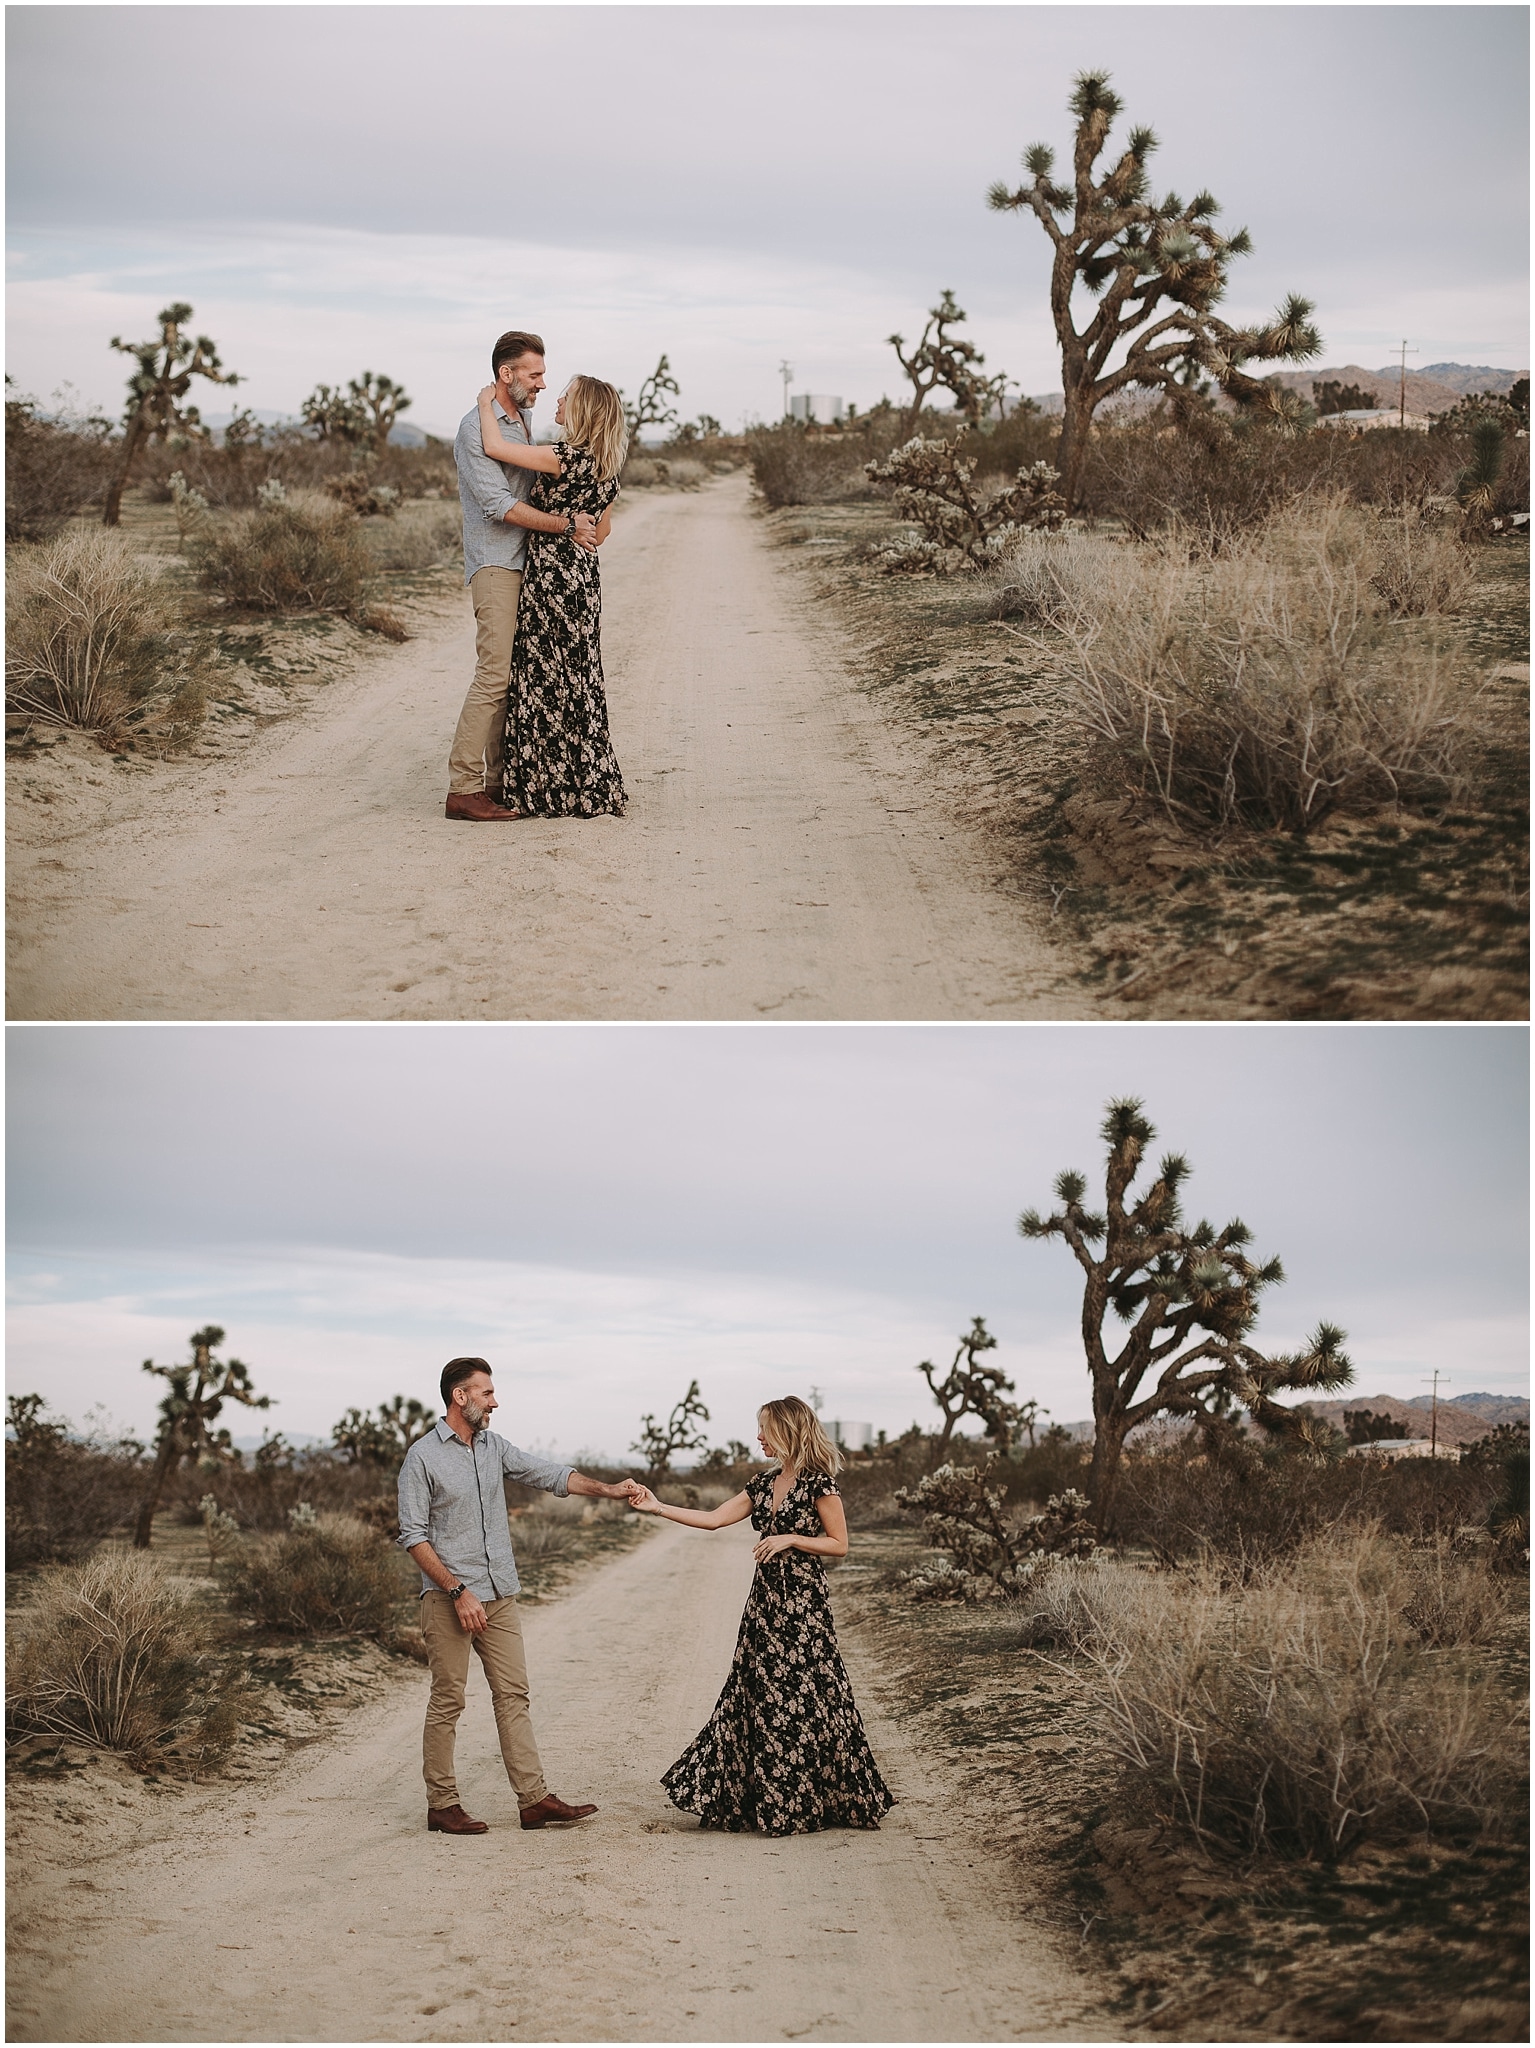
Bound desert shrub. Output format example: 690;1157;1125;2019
191;492;370;616
1368;508;1476;616
137;430;456;512
996;1435;1093;1506
1078;1529;1525;1860
5;1397;145;1568
866;438;1067;573
5;527;205;743
360;499;462;572
6;1550;241;1769
896;1461;1096;1597
964;407;1064;479
223;1513;405;1636
1402;1539;1509;1648
746;422;872;508
5;384;118;541
1058;497;1474;832
1013;1554;1147;1649
985;529;1122;625
324;472;400;518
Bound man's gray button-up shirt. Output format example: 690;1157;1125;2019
455;400;536;586
397;1418;573;1601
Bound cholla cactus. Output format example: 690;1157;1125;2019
167;470;209;548
866;438;1066;572
287;1501;319;1529
199;1493;243;1566
896;1462;1094;1597
256;477;288;508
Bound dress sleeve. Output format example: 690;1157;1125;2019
805;1471;840;1503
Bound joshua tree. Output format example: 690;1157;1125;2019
918;1316;1028;1454
1019;1099;1352;1527
102;302;240;526
346;371;411;453
631;1378;710;1479
624;354;681;444
1313;380;1381;418
987;72;1322;508
301;382;367;444
1455;420;1506;525
888;290;1011;431
331;1394;436;1466
133;1325;271;1547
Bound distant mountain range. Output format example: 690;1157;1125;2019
1021;361;1525;420
199;410;451;447
1288;1391;1528;1447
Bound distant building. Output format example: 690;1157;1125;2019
828;1420;873;1450
789;394;847;425
1345;1437;1460;1462
1317;408;1431;433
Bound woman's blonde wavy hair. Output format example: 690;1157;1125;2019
562;375;628;484
758;1396;842;1478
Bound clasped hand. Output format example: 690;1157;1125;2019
752;1534;796;1563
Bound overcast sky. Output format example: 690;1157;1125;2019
6;6;1528;435
7;1025;1527;1459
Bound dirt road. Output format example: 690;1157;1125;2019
7;476;1085;1019
8;1519;1103;2042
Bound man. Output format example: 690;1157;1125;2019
445;329;602;822
397;1356;640;1833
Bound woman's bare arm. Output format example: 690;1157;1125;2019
629;1485;753;1531
477;386;562;474
752;1491;849;1563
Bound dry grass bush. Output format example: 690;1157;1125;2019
223;1513;405;1637
190;492;369;616
173;1451;392;1533
1370;508;1477;616
5;527;207;744
985;528;1122;625
1403;1538;1511;1648
360;499;462;572
6;1550;242;1769
1071;1528;1523;1861
1058;497;1475;832
5;388;118;540
138;432;456;512
747;423;875;508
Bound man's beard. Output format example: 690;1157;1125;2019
508;379;537;411
461;1398;490;1432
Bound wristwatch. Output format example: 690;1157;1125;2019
447;1581;468;1600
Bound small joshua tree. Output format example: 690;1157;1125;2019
867;438;1066;572
888;290;1012;432
346;371;411;454
918;1316;1027;1453
102;302;240;526
631;1379;711;1479
301;382;368;445
624;354;681;444
1455;420;1506;529
987;71;1322;509
1019;1098;1352;1527
330;1394;436;1467
133;1325;271;1548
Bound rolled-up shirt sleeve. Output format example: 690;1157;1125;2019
455;416;517;526
498;1440;573;1497
397;1443;433;1553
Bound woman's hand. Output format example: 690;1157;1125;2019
478;384;497;408
628;1484;659;1514
752;1533;797;1563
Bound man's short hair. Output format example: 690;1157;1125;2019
441;1356;491;1409
492;330;546;378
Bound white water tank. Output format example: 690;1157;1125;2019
829;1420;873;1450
789;393;847;425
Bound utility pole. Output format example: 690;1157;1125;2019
1422;1369;1449;1457
1396;339;1418;428
808;1385;824;1414
779;359;794;421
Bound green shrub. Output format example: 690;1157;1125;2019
191;493;370;617
223;1513;405;1636
5;527;193;740
6;1550;241;1769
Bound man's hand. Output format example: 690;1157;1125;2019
572;512;598;553
453;1589;489;1636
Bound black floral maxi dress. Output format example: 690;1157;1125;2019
500;444;626;817
661;1471;895;1836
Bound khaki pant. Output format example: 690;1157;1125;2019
420;1591;547;1811
447;566;522;795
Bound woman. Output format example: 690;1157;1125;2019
631;1395;895;1837
476;377;627;818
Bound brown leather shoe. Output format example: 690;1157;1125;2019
519;1793;598;1830
445;791;523;821
427;1804;489;1835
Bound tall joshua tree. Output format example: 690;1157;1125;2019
133;1324;271;1547
987;72;1322;508
918;1315;1025;1454
347;371;411;454
103;303;239;526
1019;1099;1352;1527
624;355;682;444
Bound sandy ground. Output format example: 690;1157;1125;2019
7;476;1088;1019
7;1518;1105;2043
